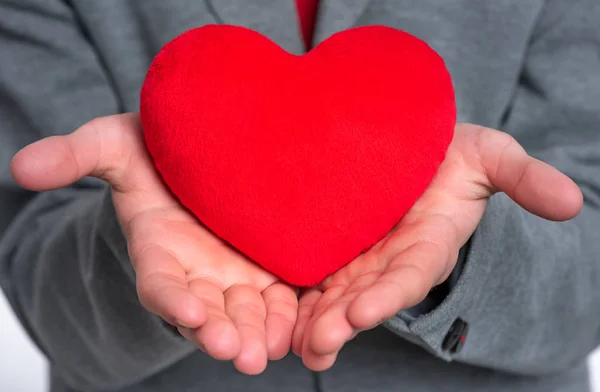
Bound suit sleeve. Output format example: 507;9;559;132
387;0;600;376
0;1;195;390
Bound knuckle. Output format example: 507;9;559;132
267;294;297;312
87;114;140;190
230;302;267;321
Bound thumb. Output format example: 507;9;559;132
476;126;583;221
11;113;142;192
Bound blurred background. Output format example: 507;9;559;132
1;290;599;391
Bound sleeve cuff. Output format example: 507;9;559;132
398;236;471;322
383;193;512;361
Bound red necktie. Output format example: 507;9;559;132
295;0;320;50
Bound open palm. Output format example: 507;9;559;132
292;123;583;371
11;113;298;375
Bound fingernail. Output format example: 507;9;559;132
174;319;195;329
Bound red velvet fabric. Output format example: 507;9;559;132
140;24;456;286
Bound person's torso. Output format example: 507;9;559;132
71;0;542;132
52;1;589;391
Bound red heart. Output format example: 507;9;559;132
140;24;455;287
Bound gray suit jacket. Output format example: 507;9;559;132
1;1;599;391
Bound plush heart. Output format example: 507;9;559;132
140;24;456;287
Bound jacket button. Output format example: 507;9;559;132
442;318;469;354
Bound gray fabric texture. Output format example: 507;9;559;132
1;0;599;391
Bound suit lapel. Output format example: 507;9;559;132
312;0;371;46
206;0;305;54
206;0;371;53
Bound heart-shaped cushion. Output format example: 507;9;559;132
140;24;455;287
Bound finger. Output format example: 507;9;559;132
476;127;583;221
292;288;322;356
348;240;449;330
11;113;180;227
187;279;241;361
300;285;350;371
134;245;207;329
305;272;380;359
176;326;207;352
11;113;140;191
302;350;339;372
224;285;268;375
262;283;299;360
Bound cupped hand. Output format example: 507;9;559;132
292;123;583;371
10;113;298;375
